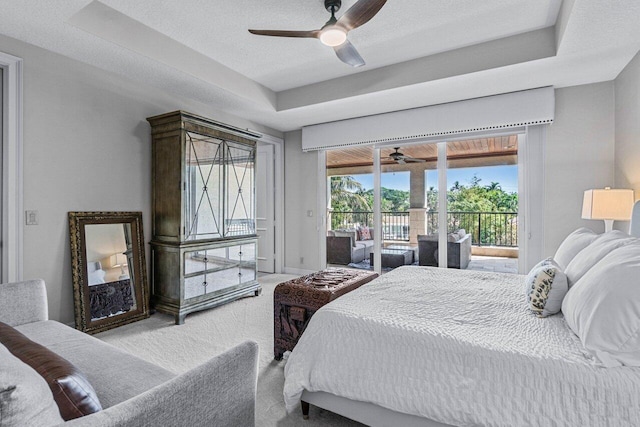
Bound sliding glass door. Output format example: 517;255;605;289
324;133;521;275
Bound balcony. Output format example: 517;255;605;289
330;210;518;247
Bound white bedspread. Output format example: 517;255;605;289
283;266;640;426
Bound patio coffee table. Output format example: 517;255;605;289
370;248;414;269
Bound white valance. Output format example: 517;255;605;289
302;87;555;151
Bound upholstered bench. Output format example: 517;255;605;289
273;269;378;360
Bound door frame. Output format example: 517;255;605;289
255;133;285;273
318;126;545;274
0;51;23;282
256;142;275;273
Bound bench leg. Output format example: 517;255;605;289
301;401;310;420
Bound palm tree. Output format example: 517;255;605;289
330;176;371;211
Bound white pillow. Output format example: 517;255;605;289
525;258;568;317
88;269;106;286
553;228;598;270
562;243;640;367
564;230;634;287
0;343;65;426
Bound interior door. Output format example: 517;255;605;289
0;68;3;281
256;143;275;273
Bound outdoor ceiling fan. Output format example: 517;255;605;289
385;147;426;164
248;0;387;67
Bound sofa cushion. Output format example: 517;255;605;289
0;342;65;426
418;234;438;241
15;320;175;409
334;230;357;247
0;321;102;420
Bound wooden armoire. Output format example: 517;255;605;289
147;111;261;324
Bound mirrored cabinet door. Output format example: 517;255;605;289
184;132;224;241
183;242;257;301
225;142;256;237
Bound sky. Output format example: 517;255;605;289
352;165;519;193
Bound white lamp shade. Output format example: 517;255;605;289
110;253;127;268
582;188;635;221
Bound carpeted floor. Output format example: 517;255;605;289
97;274;364;427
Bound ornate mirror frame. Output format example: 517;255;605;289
69;211;149;334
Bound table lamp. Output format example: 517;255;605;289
110;253;129;279
582;187;635;232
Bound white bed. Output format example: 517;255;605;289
283;265;640;426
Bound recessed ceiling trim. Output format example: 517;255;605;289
302;87;554;151
67;1;276;109
279;27;557;111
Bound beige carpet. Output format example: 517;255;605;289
97;274;363;427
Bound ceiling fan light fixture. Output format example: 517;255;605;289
320;27;347;46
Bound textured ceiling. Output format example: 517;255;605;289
0;0;639;132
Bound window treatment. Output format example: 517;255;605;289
302;87;554;151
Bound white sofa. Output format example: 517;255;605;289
0;279;259;426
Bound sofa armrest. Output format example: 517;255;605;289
327;236;353;265
0;279;48;326
457;234;471;244
62;340;259;427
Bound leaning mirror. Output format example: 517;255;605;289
69;211;149;334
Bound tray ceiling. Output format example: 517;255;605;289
1;1;639;132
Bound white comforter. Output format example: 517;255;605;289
283;266;640;426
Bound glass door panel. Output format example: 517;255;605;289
325;145;374;267
446;136;520;271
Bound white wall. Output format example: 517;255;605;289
0;34;282;325
614;51;640;198
543;82;615;256
283;130;321;273
283;82;617;267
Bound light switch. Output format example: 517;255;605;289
25;210;38;225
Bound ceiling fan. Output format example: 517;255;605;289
248;0;387;67
385;147;426;164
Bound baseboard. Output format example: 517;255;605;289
283;267;316;276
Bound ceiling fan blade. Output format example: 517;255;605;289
405;158;426;163
336;0;387;32
333;40;365;67
248;29;320;39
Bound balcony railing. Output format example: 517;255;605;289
330;210;518;247
330;211;409;241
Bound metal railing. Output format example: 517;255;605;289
426;211;518;247
330;211;409;241
330;210;518;247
